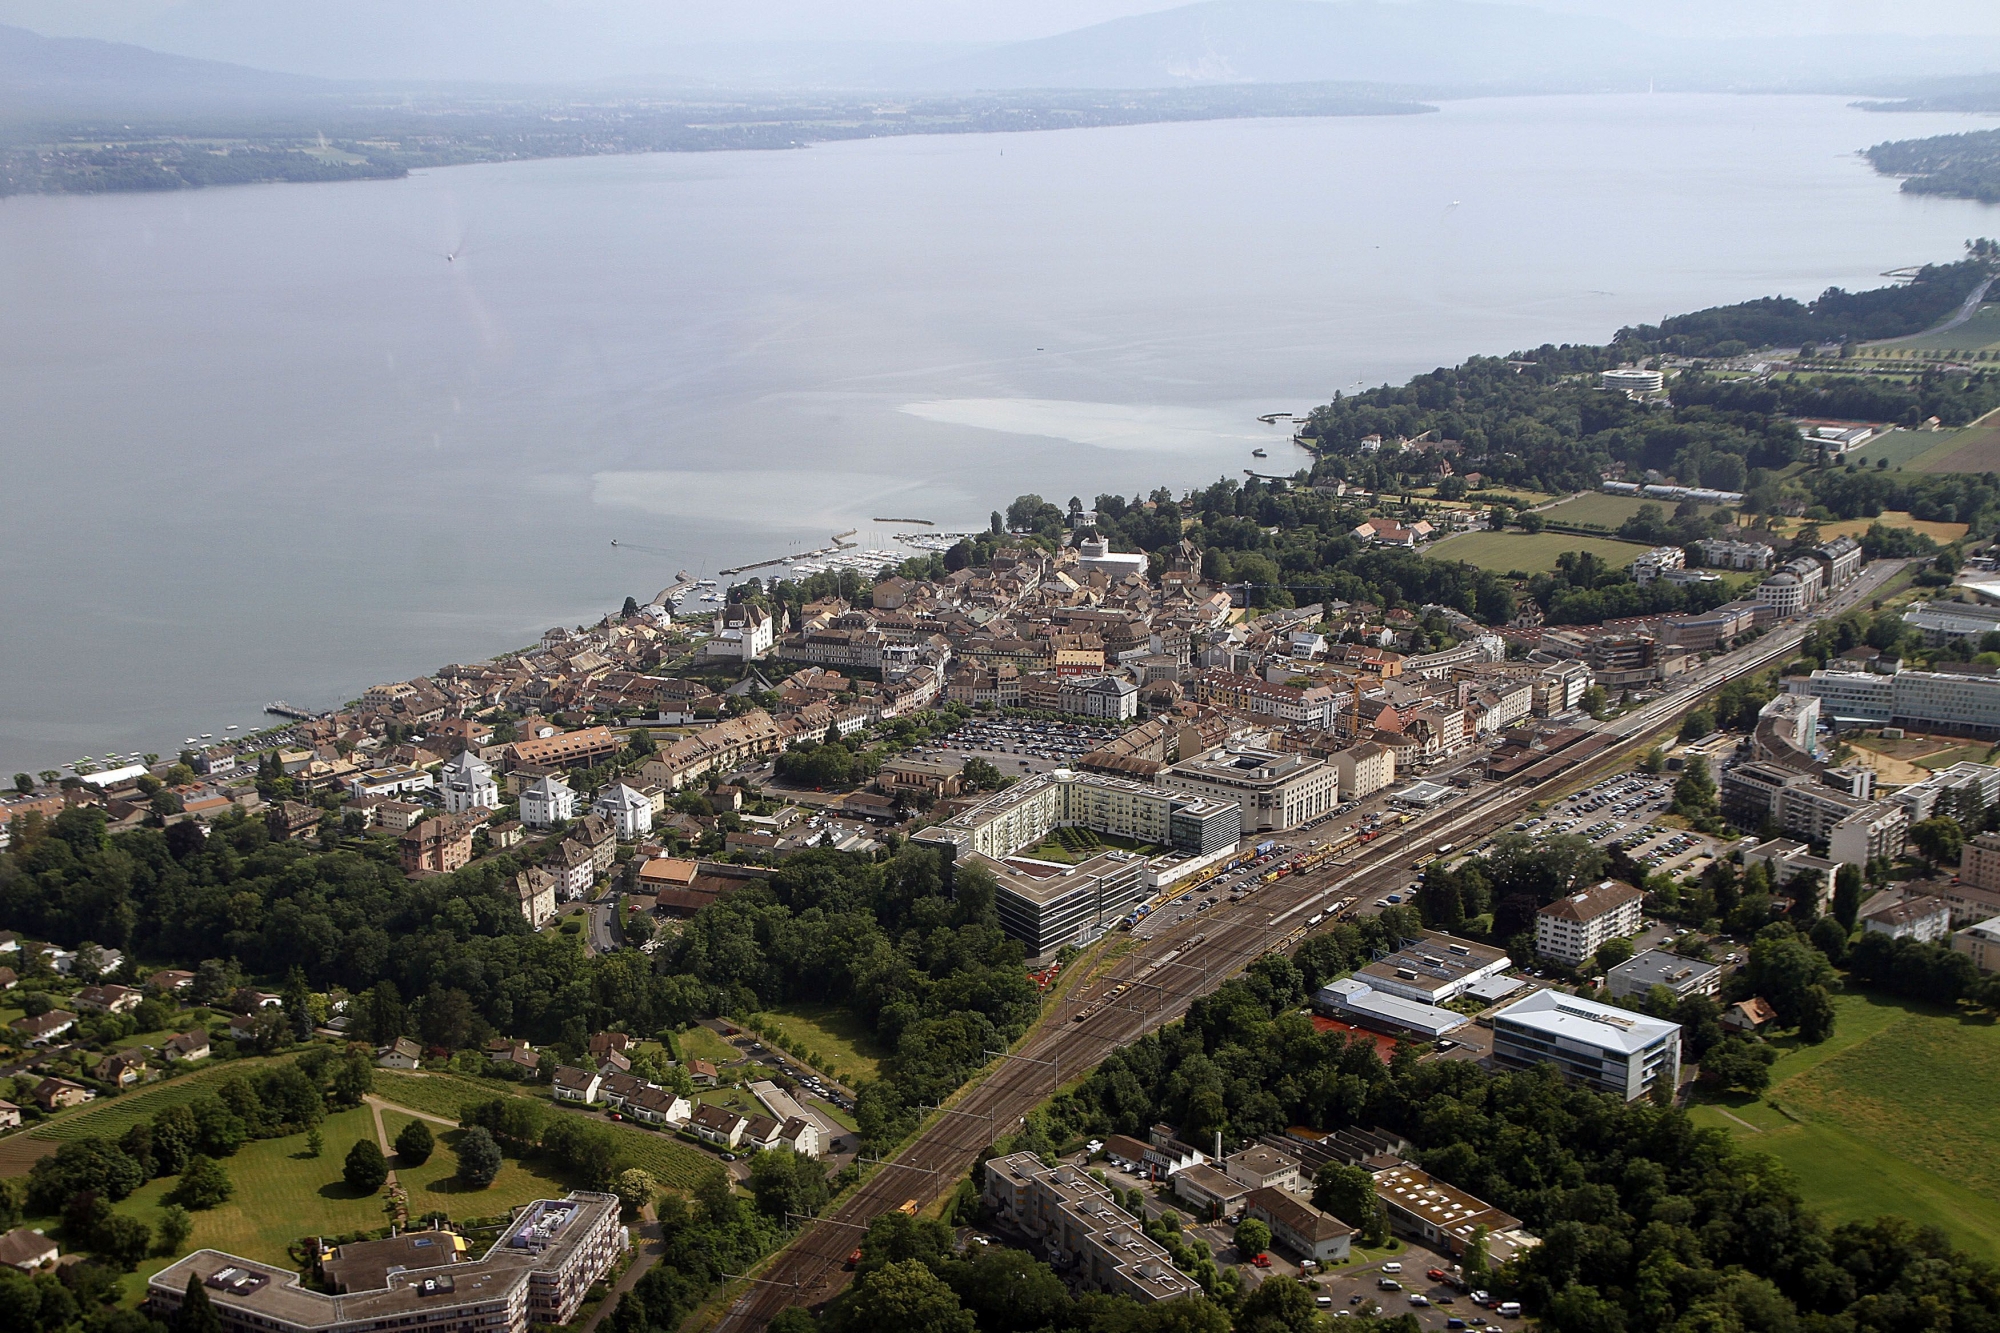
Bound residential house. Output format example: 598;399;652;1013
32;1077;93;1112
147;969;196;995
0;1100;19;1130
690;1104;747;1148
552;1066;603;1104
73;984;141;1015
630;1087;693;1127
163;1030;211;1063
11;1010;76;1045
94;1050;149;1087
439;749;500;815
740;1115;785;1153
0;1227;58;1271
400;816;474;876
1721;997;1777;1034
515;867;559;929
777;1116;822;1158
588;1032;631;1061
376;1037;422;1069
545;839;598;901
687;1059;719;1086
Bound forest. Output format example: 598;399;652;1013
1867;130;2000;204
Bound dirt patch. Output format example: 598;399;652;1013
1841;744;1934;787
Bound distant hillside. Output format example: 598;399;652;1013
0;23;327;113
901;0;2000;93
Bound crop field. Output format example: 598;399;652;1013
1688;992;2000;1260
370;1069;520;1121
1817;509;1969;543
1424;530;1643;576
1843;430;1964;470
31;1058;276;1143
755;1002;890;1084
1908;417;2000;474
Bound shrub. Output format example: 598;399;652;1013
455;1127;503;1189
343;1139;389;1195
394;1119;435;1166
168;1155;234;1210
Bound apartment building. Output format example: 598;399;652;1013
1492;989;1682;1100
148;1194;626;1333
1190;669;1345;729
1963;833;2000;894
1241;1187;1354;1265
399;817;474;877
1755;571;1810;618
1953;916;2000;973
983;1153;1201;1305
439;749;499;814
1331;741;1395;801
1629;546;1686;586
519;775;576;829
1693;537;1776;571
1533;880;1643;967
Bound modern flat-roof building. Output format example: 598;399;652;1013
1491;990;1681;1101
147;1194;625;1333
1533;880;1644;968
983;1152;1200;1305
1314;978;1468;1041
1356;932;1513;1006
917;769;1240;955
1954;916;2000;973
1604;949;1721;1002
1161;746;1338;833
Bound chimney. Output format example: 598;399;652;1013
1215;1130;1223;1161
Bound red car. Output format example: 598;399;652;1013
1428;1269;1448;1282
1251;1254;1272;1269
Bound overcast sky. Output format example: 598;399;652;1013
8;0;2000;47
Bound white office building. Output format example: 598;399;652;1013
591;784;653;840
439;750;499;815
520;775;577;829
1756;571;1808;619
1491;990;1682;1101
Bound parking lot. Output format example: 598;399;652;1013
920;716;1128;776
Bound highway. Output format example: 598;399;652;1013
708;558;1908;1332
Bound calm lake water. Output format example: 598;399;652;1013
1;93;1994;771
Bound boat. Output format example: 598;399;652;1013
1252;448;1268;458
610;539;619;547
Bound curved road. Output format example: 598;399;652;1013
710;559;1909;1332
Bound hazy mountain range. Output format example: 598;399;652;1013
5;0;2000;116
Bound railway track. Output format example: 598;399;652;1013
708;559;1908;1331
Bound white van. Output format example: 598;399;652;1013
1381;1262;1402;1273
1498;1302;1522;1319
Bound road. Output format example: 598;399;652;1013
710;559;1909;1331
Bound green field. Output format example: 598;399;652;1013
1688;991;2000;1260
1873;302;2000;352
1536;492;1724;529
754;1002;890;1084
678;1024;742;1068
370;1070;718;1190
1844;429;1969;470
1425;530;1645;576
31;1104;580;1306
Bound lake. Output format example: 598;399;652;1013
0;93;1992;772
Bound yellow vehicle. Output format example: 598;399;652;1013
898;1199;918;1216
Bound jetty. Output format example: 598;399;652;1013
264;701;323;721
872;517;934;525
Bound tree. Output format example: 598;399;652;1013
960;758;1003;792
748;1148;829;1223
837;1259;973;1333
1700;1036;1776;1093
305;1128;324;1158
1808;915;1850;965
943;1246;1072;1333
94;1214;153;1270
169;1155;233;1210
1235;1275;1319;1333
1312;1164;1387;1245
1796;984;1837;1044
12;773;31;794
1833;862;1864;928
613;1167;659;1216
394;1119;434;1166
180;1272;222;1333
1233;1216;1272;1258
455;1127;503;1188
343;1139;389;1195
156;1204;193;1255
1594;936;1636;972
1911;815;1966;870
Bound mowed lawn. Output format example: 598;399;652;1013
1688;991;2000;1260
1908;417;2000;474
1424;530;1643;576
1537;492;1725;529
754;1003;888;1085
